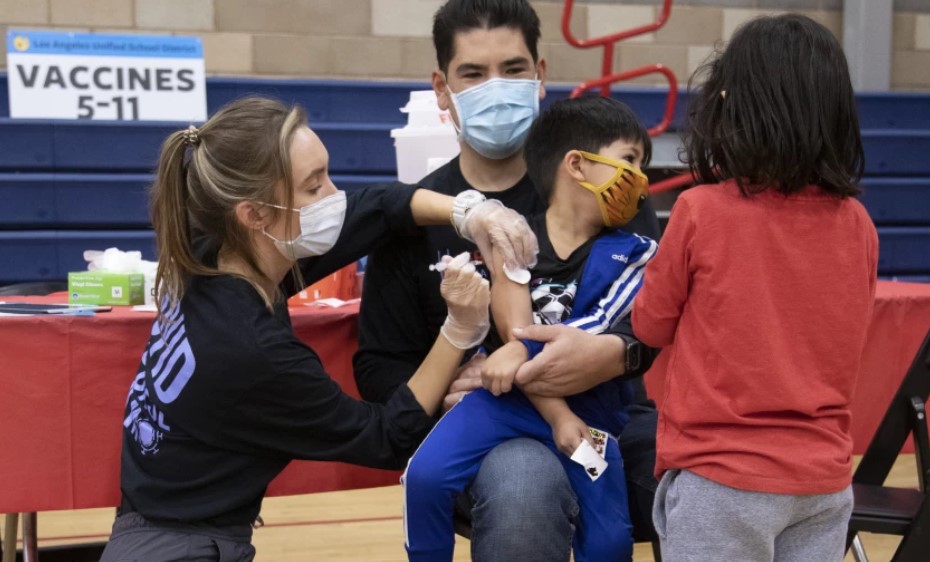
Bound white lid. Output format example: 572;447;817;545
391;124;457;138
400;90;440;113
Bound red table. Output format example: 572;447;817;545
643;280;930;454
2;281;929;514
0;298;399;514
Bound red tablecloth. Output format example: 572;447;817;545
0;297;399;514
2;281;929;513
643;280;930;455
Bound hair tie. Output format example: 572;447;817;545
183;125;200;146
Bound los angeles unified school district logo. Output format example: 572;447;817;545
13;35;30;52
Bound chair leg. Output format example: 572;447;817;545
651;539;662;562
3;514;19;562
850;534;870;562
22;512;37;562
890;499;930;562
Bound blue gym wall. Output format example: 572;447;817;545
0;74;927;284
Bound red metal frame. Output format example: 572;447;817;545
561;0;695;193
571;65;678;138
650;169;697;194
561;0;674;98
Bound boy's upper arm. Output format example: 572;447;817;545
489;249;534;343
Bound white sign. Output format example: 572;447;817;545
6;30;207;121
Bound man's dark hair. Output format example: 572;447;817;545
524;96;652;204
684;14;864;197
432;0;541;74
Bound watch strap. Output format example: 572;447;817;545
451;190;486;240
618;334;642;373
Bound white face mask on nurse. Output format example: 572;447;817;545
256;126;346;261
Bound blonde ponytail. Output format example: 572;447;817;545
150;129;214;312
148;97;307;313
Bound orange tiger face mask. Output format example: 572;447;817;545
577;151;650;227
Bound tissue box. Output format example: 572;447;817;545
68;271;145;306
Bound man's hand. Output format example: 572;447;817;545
442;352;486;413
551;412;595;457
513;324;626;397
481;341;528;396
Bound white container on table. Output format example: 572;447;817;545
390;91;460;183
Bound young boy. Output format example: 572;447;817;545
402;96;657;562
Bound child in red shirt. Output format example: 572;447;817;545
632;14;878;562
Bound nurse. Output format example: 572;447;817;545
100;96;535;562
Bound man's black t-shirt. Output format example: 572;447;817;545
354;157;541;403
354;156;661;405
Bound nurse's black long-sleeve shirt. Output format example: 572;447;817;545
120;185;431;527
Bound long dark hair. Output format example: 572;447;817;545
684;14;864;197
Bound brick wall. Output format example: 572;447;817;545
1;0;928;90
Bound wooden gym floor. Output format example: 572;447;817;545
2;455;915;561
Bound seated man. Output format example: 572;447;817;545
354;0;662;558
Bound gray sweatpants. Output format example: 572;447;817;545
100;512;256;562
653;470;853;562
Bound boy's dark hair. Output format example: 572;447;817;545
524;96;652;204
432;0;541;74
684;14;864;197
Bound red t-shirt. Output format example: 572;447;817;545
633;180;878;495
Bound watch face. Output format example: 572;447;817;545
464;192;485;206
626;340;641;372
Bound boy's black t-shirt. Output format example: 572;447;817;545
483;213;598;353
121;185;434;527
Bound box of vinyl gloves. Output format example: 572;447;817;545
68;271;145;306
67;248;154;306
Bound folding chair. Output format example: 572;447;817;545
846;326;930;562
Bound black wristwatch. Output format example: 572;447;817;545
619;335;642;373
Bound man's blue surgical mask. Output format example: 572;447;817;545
447;77;541;160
